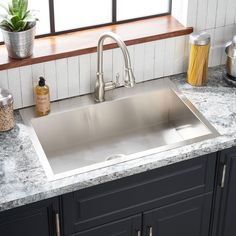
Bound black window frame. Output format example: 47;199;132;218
0;0;172;44
42;0;172;36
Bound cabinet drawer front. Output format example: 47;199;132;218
71;214;141;236
143;193;213;236
62;153;216;235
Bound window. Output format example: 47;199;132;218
0;0;171;43
54;0;112;32
0;0;8;42
28;0;50;35
117;0;171;21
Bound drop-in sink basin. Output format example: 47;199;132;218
21;78;219;180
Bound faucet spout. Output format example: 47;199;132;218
95;32;135;102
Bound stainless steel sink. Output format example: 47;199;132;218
20;78;219;180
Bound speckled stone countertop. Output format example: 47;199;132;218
1;65;236;212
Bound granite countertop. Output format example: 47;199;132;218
1;65;236;212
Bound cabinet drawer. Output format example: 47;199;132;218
62;153;216;235
69;214;142;236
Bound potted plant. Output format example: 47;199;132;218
0;0;38;59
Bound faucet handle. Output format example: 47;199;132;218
105;81;116;91
115;73;121;87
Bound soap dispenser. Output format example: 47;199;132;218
35;77;50;116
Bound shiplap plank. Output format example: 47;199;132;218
68;56;80;97
103;50;113;84
144;42;155;81
196;0;208;31
20;65;34;107
215;0;229;27
32;63;44;86
174;36;186;74
56;58;69;99
206;0;218;29
80;54;91;95
163;38;176;76
90;53;97;93
133;43;145;83
0;70;9;89
225;0;236;25
44;61;58;101
7;68;22;109
187;0;198;28
154;40;165;78
128;45;135;69
212;27;225;66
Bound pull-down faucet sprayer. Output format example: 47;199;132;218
94;32;135;102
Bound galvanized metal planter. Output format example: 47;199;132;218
1;23;36;59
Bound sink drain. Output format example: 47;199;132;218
106;154;126;161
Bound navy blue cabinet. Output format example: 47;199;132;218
143;193;213;236
0;197;60;236
212;147;236;236
63;154;216;236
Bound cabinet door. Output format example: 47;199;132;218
212;147;236;236
63;154;216;235
0;197;60;236
73;214;142;236
143;193;213;236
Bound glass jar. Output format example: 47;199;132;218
187;32;211;86
0;88;15;132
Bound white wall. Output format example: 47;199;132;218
172;0;236;66
0;0;235;109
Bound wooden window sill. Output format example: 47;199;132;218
0;15;193;71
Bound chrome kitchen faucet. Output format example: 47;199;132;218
94;32;135;102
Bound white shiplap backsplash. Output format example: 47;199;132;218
0;0;236;110
0;36;189;109
173;0;236;67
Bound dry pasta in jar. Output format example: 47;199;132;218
187;32;211;86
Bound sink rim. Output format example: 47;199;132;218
20;78;219;181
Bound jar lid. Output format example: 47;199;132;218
225;35;236;58
189;32;211;46
0;88;13;106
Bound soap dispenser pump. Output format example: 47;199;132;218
35;77;50;116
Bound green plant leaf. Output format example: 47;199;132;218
8;3;14;15
20;0;28;18
0;19;15;31
0;0;38;32
12;0;19;12
23;10;30;18
15;19;26;31
24;15;36;22
8;15;21;31
17;0;27;19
